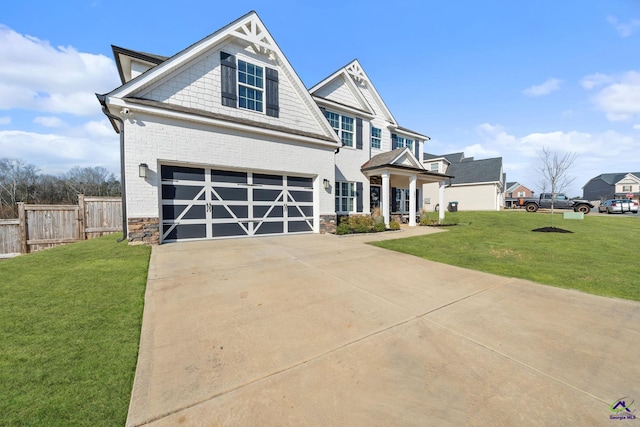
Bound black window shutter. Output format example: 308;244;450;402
416;189;420;211
414;140;420;159
391;187;397;212
391;133;398;150
220;52;237;108
356;182;363;212
355;118;363;150
265;67;279;117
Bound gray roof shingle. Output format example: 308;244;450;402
446;157;503;184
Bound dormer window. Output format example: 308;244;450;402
220;52;279;117
238;60;264;112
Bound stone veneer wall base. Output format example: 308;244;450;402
319;214;337;234
128;217;160;245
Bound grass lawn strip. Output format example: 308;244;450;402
0;235;151;426
372;211;640;302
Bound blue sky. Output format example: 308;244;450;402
1;0;639;196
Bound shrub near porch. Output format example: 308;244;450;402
335;214;396;234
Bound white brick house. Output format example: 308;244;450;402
98;11;449;244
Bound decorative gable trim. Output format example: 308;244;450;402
102;11;339;146
310;70;373;114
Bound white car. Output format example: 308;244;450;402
598;199;638;214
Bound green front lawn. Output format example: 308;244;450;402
372;211;640;301
0;236;151;426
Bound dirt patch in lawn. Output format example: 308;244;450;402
532;227;573;233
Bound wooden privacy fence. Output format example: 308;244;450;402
0;195;122;257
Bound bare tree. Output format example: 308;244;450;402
537;147;578;224
0;158;39;217
0;159;121;218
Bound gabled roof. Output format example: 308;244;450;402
361;148;413;170
443;152;466;163
112;45;168;85
584;172;640;186
447;157;503;185
310;59;380;119
505;181;533;193
361;148;452;178
99;11;340;147
309;59;429;140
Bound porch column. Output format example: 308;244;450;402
409;174;417;226
381;171;390;227
438;180;446;224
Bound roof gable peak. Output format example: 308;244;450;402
230;13;277;59
345;60;367;84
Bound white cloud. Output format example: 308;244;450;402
522;78;562;97
634;124;640;130
581;73;614;90
462;143;500;158
584;71;640;121
607;15;640;38
0;120;119;175
472;123;640;194
0;116;10;125
34;116;65;128
0;25;119;116
82;120;115;138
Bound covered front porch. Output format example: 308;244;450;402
361;148;452;227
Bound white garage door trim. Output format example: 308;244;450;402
160;165;315;242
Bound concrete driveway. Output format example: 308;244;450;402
127;227;640;427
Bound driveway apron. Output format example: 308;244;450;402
126;228;640;427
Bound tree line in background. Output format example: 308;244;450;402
0;158;121;219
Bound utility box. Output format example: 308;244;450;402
563;212;584;220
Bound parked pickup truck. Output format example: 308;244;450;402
518;193;594;214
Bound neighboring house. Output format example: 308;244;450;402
504;181;535;208
583;172;640;203
98;11;449;244
422;153;505;211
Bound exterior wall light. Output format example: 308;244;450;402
323;179;331;190
139;163;149;178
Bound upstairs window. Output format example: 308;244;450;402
324;110;355;147
430;163;439;172
392;134;413;151
220;52;279;117
622;185;632;192
238;60;264;112
371;127;381;149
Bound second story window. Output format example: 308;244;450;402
430;163;439;172
238;60;264;112
392;134;414;151
324;110;355;147
371;127;381;149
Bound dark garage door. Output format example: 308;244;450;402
160;165;315;242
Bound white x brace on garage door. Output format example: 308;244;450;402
160;165;314;242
